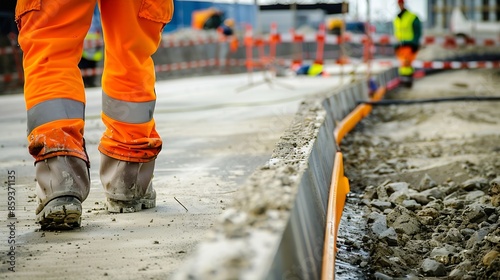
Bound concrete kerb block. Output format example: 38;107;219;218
307;144;330;213
171;70;393;280
340;92;350;117
320;120;336;176
323;97;339;124
351;83;361;105
359;82;369;99
383;70;390;86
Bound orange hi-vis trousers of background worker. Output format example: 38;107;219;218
395;45;417;77
16;0;173;164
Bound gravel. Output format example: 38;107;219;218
336;69;500;279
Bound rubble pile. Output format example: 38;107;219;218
338;70;500;279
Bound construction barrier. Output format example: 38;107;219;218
368;59;500;70
287;28;306;66
2;24;500;91
0;33;23;93
2;31;500;62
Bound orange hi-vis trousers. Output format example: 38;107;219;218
395;45;417;76
16;0;173;164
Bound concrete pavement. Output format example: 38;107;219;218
0;71;363;279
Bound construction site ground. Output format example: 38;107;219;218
2;65;500;279
0;70;362;279
337;69;500;279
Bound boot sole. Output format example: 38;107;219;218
106;197;156;213
36;196;82;230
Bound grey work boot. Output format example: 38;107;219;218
100;154;156;213
35;156;90;230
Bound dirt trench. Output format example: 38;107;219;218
336;69;500;279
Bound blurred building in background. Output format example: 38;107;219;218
166;0;350;34
165;0;258;32
258;3;347;33
427;0;500;29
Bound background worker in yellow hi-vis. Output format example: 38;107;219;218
393;0;422;87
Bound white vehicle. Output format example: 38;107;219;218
450;7;500;38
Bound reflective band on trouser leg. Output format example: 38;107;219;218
100;92;161;163
98;0;172;163
27;99;87;162
399;66;414;76
99;113;162;163
102;94;155;124
27;99;85;134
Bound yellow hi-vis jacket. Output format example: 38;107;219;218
308;63;324;76
393;10;417;43
82;32;103;62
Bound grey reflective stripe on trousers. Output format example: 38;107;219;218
27;99;85;135
102;91;155;124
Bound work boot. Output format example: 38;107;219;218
399;75;414;88
100;154;156;213
35;156;90;230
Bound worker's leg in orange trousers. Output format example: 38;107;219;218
97;0;173;213
97;0;173;163
16;0;97;163
16;0;97;229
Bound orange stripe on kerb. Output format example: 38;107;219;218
322;85;388;279
334;86;386;144
321;152;350;280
